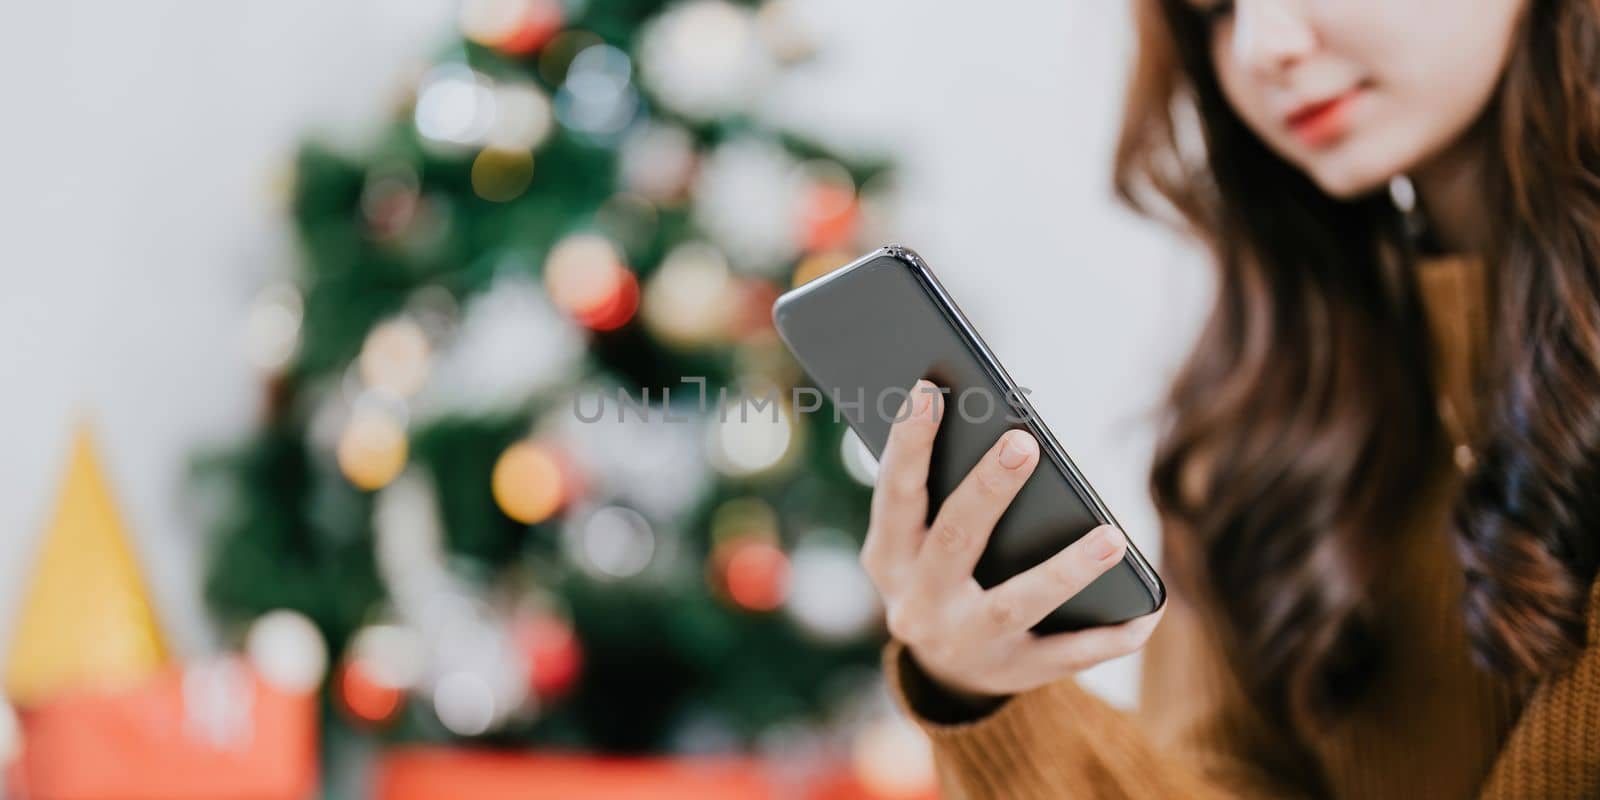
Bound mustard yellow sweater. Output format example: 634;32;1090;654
885;254;1600;798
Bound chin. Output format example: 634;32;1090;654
1290;127;1419;201
1300;153;1394;200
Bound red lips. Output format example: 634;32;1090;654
1284;87;1365;148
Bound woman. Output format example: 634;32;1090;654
866;0;1600;797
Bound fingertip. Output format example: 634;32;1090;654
917;380;945;422
997;429;1037;469
1081;524;1126;564
896;379;937;423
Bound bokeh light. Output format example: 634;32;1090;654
336;405;409;491
706;392;797;477
794;160;858;253
415;64;496;146
471;148;536;202
358;317;431;397
491;440;567;524
543;233;638;330
619;123;697;202
338;660;404;725
785;530;881;641
718;538;789;612
486;82;554;151
641;241;735;349
242;283;303;372
554;43;639;141
245;610;328;694
432;671;498;736
566;505;657;579
459;0;564;54
514;614;582;699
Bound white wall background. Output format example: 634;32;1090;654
0;0;1208;707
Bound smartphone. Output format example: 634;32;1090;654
771;244;1165;633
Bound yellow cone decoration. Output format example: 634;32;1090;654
5;422;168;704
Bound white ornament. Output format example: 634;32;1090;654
553;383;711;521
414;63;497;147
784;531;881;641
637;0;777;120
372;474;530;735
706;391;797;477
692;137;804;275
414;275;584;420
242;283;302;373
487;81;555;152
432;670;499;736
554;44;639;141
246;610;329;694
562;504;659;580
619;123;696;201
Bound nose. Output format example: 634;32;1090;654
1228;0;1318;80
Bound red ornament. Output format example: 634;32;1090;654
797;183;859;253
515;616;583;699
497;0;565;55
338;661;405;727
712;538;790;612
577;269;640;332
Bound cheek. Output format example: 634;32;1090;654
1350;0;1523;160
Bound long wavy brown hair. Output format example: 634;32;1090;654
1115;0;1600;740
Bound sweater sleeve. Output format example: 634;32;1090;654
883;577;1326;799
1475;574;1600;800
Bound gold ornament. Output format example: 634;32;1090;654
337;410;408;490
471;148;536;203
641;242;736;348
493;441;566;524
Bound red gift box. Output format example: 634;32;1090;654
373;747;937;800
6;659;317;800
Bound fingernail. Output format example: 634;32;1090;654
997;431;1036;469
912;381;933;417
1088;526;1124;561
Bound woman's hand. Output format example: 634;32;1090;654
861;379;1166;700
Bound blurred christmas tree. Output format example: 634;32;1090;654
195;0;907;767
